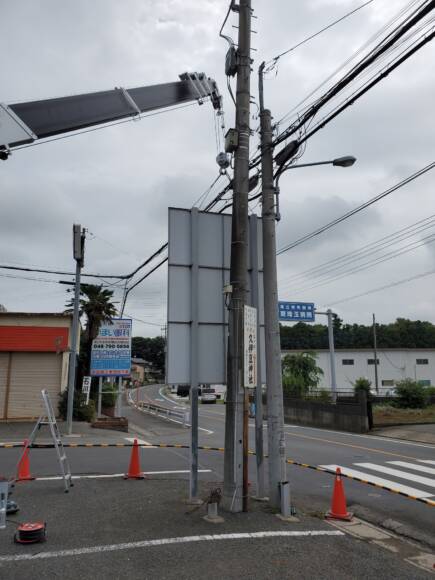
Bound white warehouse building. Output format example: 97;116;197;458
281;349;435;393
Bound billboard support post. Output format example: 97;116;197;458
249;216;266;498
189;208;200;502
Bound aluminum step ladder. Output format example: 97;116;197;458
26;389;73;492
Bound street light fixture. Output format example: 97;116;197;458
275;153;356;191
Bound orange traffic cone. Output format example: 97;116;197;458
325;467;353;521
124;439;145;479
16;440;35;482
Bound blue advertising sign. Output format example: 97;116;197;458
90;319;132;377
278;302;315;323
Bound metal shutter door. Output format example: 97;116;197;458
8;353;62;419
0;353;9;418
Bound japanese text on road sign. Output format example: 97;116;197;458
278;301;315;322
244;305;257;388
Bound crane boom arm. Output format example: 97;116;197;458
0;73;220;152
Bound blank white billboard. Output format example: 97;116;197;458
167;207;265;385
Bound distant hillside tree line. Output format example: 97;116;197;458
280;318;435;350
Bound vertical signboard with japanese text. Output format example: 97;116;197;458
244;305;257;388
90;319;132;377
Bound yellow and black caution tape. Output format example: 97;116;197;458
1;441;434;508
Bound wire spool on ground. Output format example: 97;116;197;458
14;522;46;544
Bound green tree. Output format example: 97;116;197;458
352;377;372;396
131;336;165;375
395;378;429;409
65;284;117;375
280;318;435;350
281;352;323;397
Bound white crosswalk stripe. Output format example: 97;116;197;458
388;461;435;476
320;464;433;498
418;460;435;465
354;463;435;488
320;462;434;499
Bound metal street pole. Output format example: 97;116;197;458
327;309;337;402
373;313;379;394
249;216;266;499
223;0;252;513
66;224;85;435
258;62;287;509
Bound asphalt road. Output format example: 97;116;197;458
133;384;435;548
0;386;434;578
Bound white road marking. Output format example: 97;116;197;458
35;469;212;481
158;387;183;408
388;461;435;476
285;425;435;450
155;398;164;402
419;460;435;465
320;464;434;499
0;530;344;562
124;437;157;448
354;462;435;488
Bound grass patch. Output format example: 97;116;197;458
373;404;435;425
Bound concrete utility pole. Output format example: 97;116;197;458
373;313;379;394
223;0;252;513
327;309;338;402
258;62;287;510
66;224;85;435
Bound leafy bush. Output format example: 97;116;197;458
101;381;118;408
306;388;332;403
58;389;96;422
282;352;323;398
425;386;435;397
282;372;308;398
353;377;372;396
395;379;429;409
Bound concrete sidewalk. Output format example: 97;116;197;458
1;478;433;579
371;423;435;444
0;420;132;445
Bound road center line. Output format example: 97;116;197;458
284;430;424;461
0;530;344;562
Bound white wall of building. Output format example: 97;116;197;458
281;349;435;392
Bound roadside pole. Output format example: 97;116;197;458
66;224;85;435
315;310;338;400
373;313;379;394
249;216;266;499
258;63;287;509
189;207;200;502
97;377;103;418
223;0;252;513
327;309;337;402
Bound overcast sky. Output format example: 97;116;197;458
1;0;434;337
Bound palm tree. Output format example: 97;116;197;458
65;284;118;374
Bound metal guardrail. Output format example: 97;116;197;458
127;390;190;427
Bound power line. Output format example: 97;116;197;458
279;214;435;286
122;312;163;328
265;0;374;68
327;267;435;306
273;1;435;147
284;232;435;296
276;160;435;255
276;0;422;127
0;272;61;284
